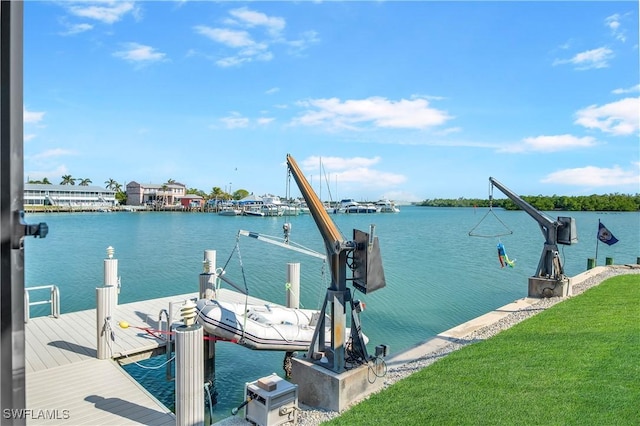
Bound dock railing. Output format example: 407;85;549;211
24;285;60;323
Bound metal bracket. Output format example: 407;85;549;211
13;210;48;249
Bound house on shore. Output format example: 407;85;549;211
126;181;186;207
24;184;116;210
179;194;205;210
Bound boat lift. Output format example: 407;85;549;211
285;154;386;373
488;177;578;297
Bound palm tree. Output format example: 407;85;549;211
104;178;118;190
78;178;92;186
161;184;169;206
210;186;224;200
60;175;75;185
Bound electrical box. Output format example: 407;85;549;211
244;373;298;426
557;216;578;245
352;228;386;294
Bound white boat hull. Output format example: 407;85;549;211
196;299;366;351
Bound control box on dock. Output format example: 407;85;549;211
244;373;298;426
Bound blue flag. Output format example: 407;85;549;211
597;221;618;246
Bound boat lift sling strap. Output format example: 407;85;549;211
468;184;513;238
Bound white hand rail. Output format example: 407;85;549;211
24;285;60;323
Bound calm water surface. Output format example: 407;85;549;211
24;207;639;421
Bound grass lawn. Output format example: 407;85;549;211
326;274;640;425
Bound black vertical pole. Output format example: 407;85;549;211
0;1;26;423
595;219;600;262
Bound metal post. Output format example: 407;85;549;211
199;250;216;300
199;250;216;411
1;2;26;420
175;301;204;426
286;263;300;309
96;286;116;359
104;246;119;305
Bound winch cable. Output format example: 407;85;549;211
468;183;513;238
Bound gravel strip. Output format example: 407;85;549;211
291;266;640;426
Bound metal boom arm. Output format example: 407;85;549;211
489;177;564;280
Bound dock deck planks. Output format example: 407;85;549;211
24;289;270;425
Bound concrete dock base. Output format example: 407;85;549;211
528;277;571;298
290;357;385;412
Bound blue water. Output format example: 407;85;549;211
24;207;639;422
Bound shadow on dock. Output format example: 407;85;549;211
48;340;96;357
85;394;171;423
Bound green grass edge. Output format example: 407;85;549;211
325;274;640;426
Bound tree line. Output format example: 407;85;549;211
417;193;640;212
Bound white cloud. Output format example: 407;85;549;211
113;43;167;65
24;108;45;124
195;26;254;48
67;1;137;24
335;167;407;188
60;23;93;36
605;13;629;42
220;113;250;129
302;156;381;172
301;155;405;190
30;148;78;161
286;31;320;55
553;47;614;70
541;164;639;186
195;25;272;67
26;165;70;184
498;134;597;153
265;87;280;95
24;134;36;142
257;117;275;125
575;97;639;135
195;8;316;67
229;7;285;37
612;84;640;94
292;97;452;130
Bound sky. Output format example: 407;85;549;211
23;1;639;202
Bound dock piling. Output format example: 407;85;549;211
200;250;217;412
96;285;116;359
286;263;300;309
104;246;119;305
200;249;217;300
175;300;204;426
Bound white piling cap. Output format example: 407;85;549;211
181;300;198;326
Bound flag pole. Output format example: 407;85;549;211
595;219;600;262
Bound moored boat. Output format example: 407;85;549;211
375;199;400;213
195;298;367;351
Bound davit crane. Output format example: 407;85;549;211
286;154;386;373
489;177;578;297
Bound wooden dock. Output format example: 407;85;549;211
25;289;264;425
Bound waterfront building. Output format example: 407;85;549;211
179;194;205;210
24;184;116;209
126;181;186;206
